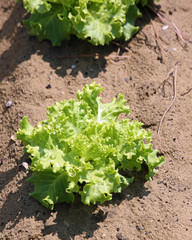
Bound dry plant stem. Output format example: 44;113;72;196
115;47;121;61
157;62;178;137
58;54;130;60
181;87;192;96
171;21;188;45
145;9;168;52
148;5;191;45
111;41;130;52
161;64;177;97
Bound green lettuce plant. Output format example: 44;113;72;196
17;0;152;46
17;82;164;209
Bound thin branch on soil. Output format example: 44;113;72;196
57;53;130;60
181;87;192;96
147;5;192;46
145;9;168;52
111;41;130;52
161;63;177;97
58;42;132;61
171;21;188;46
157;62;178;137
115;47;121;61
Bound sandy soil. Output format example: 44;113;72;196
0;0;192;239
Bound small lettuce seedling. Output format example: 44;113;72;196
17;82;164;209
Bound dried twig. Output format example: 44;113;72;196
111;41;130;52
181;87;192;96
157;62;178;137
161;63;177;97
171;21;188;46
115;47;121;61
57;53;130;60
147;5;191;45
145;9;168;52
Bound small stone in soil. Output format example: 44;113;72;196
124;76;132;83
10;135;16;141
71;64;76;69
6;100;13;108
0;157;5;165
116;232;123;240
46;84;51;89
21;162;29;170
136;225;143;231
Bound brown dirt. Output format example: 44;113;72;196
0;0;192;239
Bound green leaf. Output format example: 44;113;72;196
76;82;130;123
28;171;74;209
144;150;165;180
23;4;71;46
23;0;51;14
76;81;104;117
97;94;130;123
46;99;94;138
123;5;141;40
17;116;34;145
79;159;134;205
68;0;128;45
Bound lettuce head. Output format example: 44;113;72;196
17;82;164;209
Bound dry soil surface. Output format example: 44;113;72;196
0;0;192;239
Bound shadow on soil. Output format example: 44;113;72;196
0;1;159;83
0;2;116;83
0;154;150;239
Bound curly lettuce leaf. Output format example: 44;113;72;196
23;3;71;46
23;0;51;14
68;0;130;45
76;82;130;122
18;0;152;46
79;159;134;204
17;82;164;208
28;171;75;210
123;5;141;40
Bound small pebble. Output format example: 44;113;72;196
173;48;177;51
10;135;16;141
116;233;123;240
125;76;132;83
6;101;13;108
162;25;169;30
136;225;143;231
46;84;51;89
21;162;29;170
71;64;76;69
